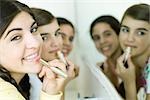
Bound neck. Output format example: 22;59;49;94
110;46;122;64
132;54;149;78
10;73;25;84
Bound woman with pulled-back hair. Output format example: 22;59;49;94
116;3;150;100
0;0;75;99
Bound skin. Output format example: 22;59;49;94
0;11;71;96
60;24;74;56
92;22;121;87
117;16;150;100
92;23;120;58
37;18;76;90
0;11;42;84
38;19;63;61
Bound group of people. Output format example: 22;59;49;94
90;3;150;100
0;0;149;100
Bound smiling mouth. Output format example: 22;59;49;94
23;53;40;62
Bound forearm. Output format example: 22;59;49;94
146;94;150;100
124;81;137;100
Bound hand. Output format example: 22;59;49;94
39;59;67;95
116;53;136;83
60;58;79;86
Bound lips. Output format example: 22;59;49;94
101;45;111;52
23;53;40;62
48;49;60;53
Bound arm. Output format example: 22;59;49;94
146;94;150;100
116;54;137;100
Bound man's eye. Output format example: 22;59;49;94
11;35;21;41
30;26;38;33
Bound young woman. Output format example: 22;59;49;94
57;17;75;57
0;0;74;99
90;15;122;90
116;3;150;100
29;8;77;100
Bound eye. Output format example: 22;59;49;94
54;31;61;37
92;35;100;41
41;35;49;41
136;31;146;36
69;36;74;42
30;26;38;33
11;35;22;41
120;27;129;33
104;32;112;37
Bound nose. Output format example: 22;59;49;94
99;37;105;44
25;33;40;49
127;33;135;42
50;36;60;48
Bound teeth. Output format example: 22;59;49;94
102;46;109;51
24;53;38;61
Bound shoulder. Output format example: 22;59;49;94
0;78;14;89
0;78;25;100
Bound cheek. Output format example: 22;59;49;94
95;41;100;48
42;44;49;53
58;37;63;48
119;35;125;44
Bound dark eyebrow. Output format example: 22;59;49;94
103;30;112;33
121;25;129;28
31;21;36;28
55;28;60;34
5;21;36;39
40;33;49;36
5;28;22;39
137;28;148;31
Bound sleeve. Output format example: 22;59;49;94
40;91;63;100
0;78;25;100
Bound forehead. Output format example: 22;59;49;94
122;16;150;30
38;19;59;33
92;23;115;35
2;11;34;37
60;24;74;35
94;22;112;29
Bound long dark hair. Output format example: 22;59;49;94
0;0;35;99
121;3;150;23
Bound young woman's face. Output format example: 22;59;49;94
92;22;120;57
39;19;63;61
60;24;74;56
0;11;43;74
119;16;150;57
